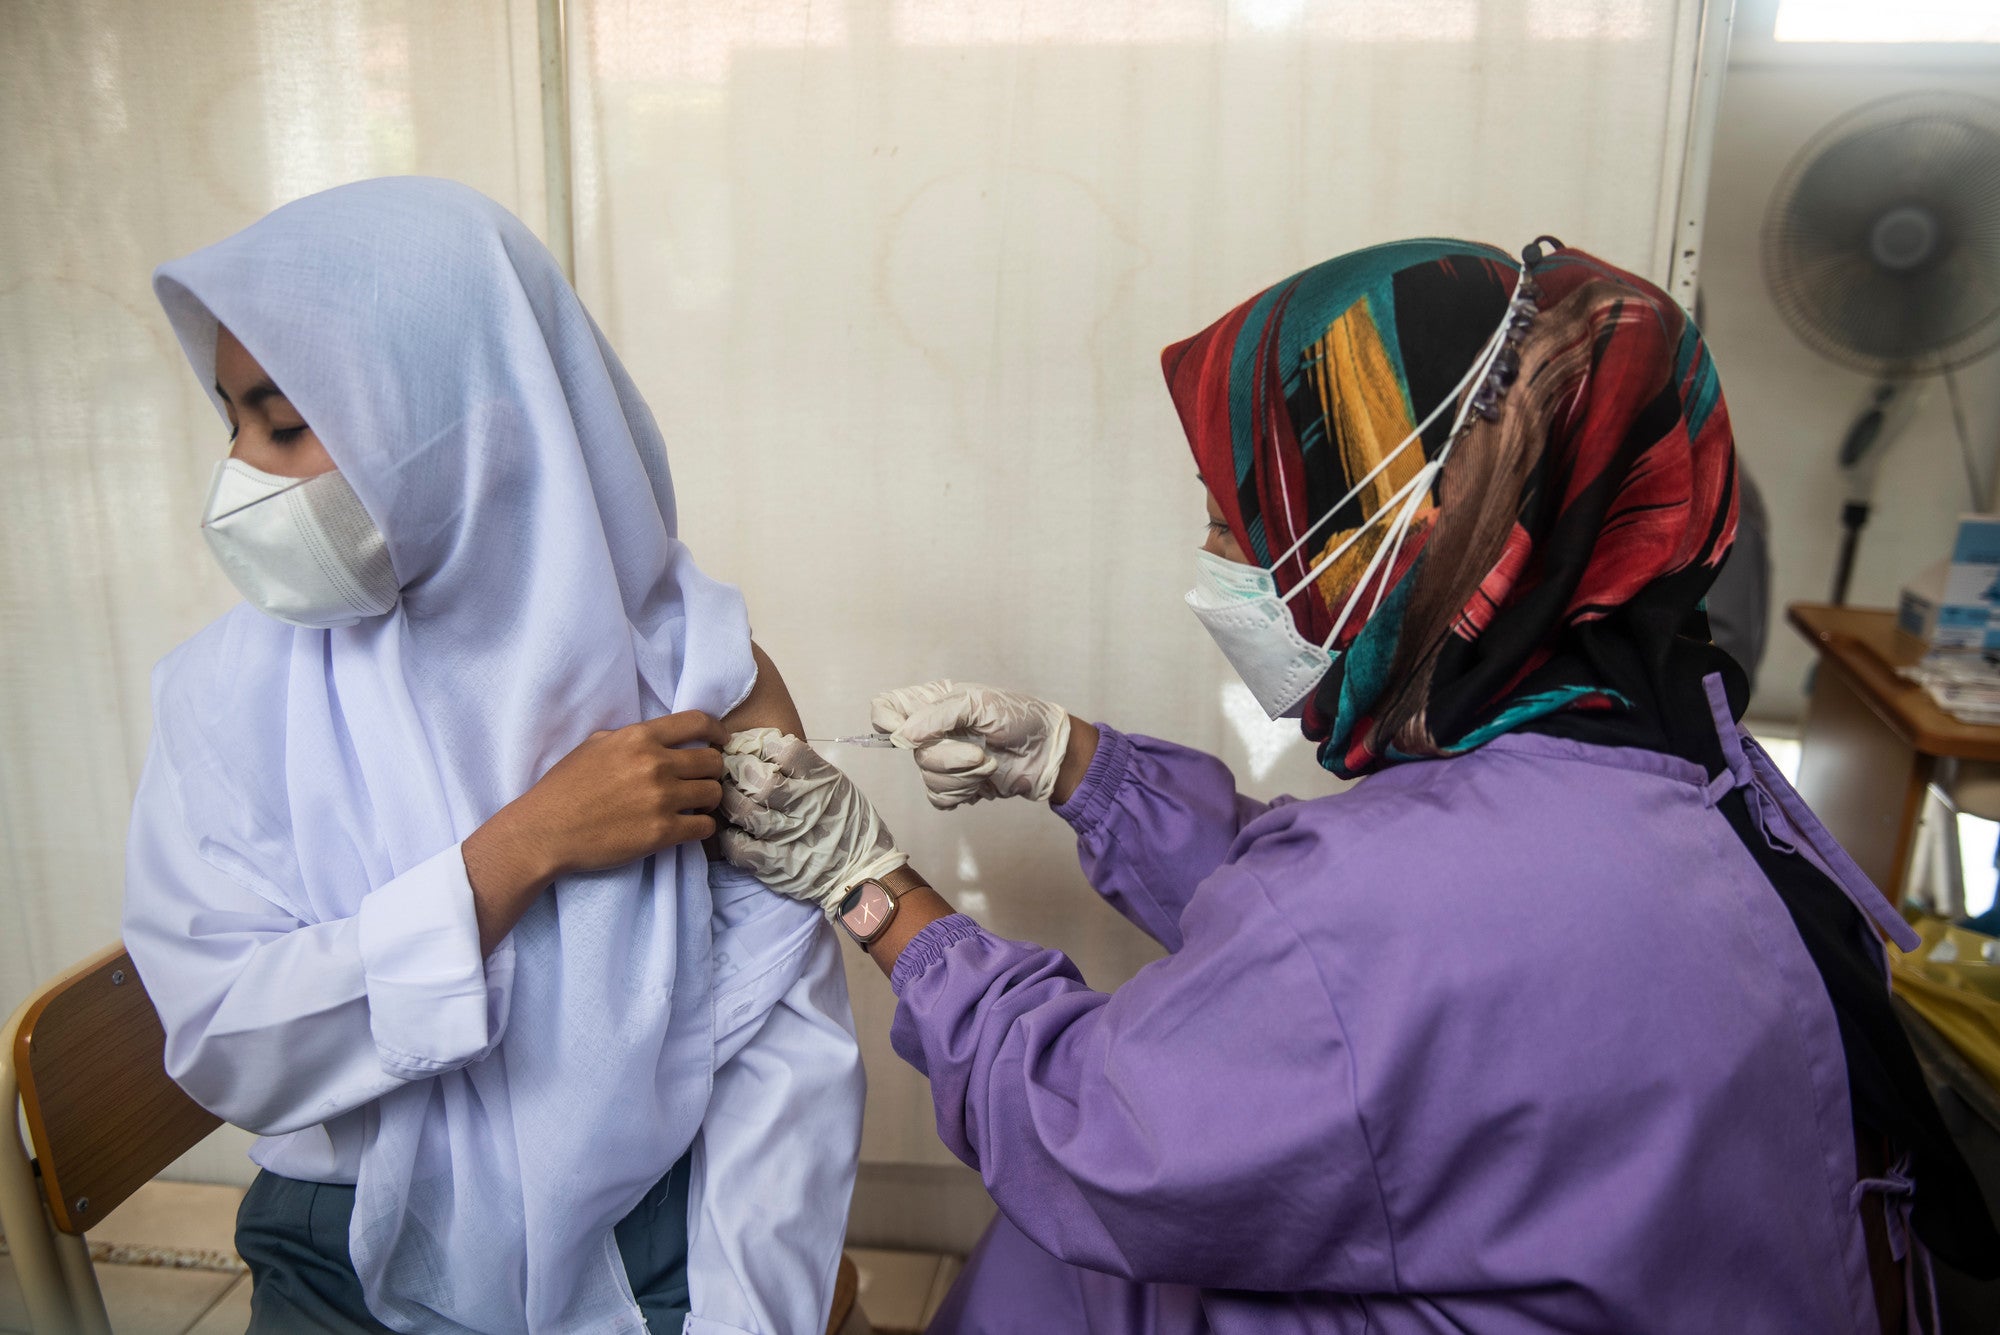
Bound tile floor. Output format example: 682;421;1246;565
1;1182;248;1335
2;1181;958;1334
845;1248;961;1334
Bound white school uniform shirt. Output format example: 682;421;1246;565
124;177;861;1335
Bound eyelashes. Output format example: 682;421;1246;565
225;424;308;445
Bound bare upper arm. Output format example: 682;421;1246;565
723;643;806;738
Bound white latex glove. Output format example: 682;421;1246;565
869;680;1072;809
719;728;908;917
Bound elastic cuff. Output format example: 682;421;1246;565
1051;724;1135;837
889;914;988;995
356;842;497;1078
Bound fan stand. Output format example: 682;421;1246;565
1827;378;1928;606
1830;502;1868;607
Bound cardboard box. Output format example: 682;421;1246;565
1899;559;1945;642
1905;515;2000;651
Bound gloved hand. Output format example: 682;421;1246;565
870;680;1072;809
719;728;908;917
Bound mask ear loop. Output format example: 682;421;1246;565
1277;299;1516;609
1352;383;1482;628
1312;275;1523;648
1365;462;1438;619
1283;453;1435;608
1265;312;1511;589
1319;458;1444;650
1264;256;1536;586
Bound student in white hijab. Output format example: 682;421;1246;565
123;177;861;1335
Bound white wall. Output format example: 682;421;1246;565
1701;5;2000;720
561;0;1717;1169
4;0;1717;1187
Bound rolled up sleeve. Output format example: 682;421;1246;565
357;843;505;1078
123;741;511;1136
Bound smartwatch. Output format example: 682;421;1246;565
836;878;902;950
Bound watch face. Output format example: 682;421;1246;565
839;880;896;943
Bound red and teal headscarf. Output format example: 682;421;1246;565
1163;239;1738;778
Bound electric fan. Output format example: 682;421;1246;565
1761;91;2000;604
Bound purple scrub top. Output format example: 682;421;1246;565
889;692;1917;1334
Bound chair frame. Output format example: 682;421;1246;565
5;944;872;1335
3;944;167;1334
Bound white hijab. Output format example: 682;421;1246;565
153;177;755;1331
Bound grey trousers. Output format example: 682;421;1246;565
235;1151;693;1333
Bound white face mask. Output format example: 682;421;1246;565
1186;263;1531;719
1186;548;1338;718
200;458;400;628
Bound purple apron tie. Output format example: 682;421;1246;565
1699;672;1920;955
1701;672;1936;1327
1852;1155;1941;1334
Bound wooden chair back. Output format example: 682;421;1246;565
826;1252;868;1335
12;943;220;1233
6;943;871;1334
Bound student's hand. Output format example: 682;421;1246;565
870;680;1095;807
462;711;727;954
524;711;730;873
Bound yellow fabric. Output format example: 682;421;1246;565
1302;297;1433;610
1890;915;2000;1095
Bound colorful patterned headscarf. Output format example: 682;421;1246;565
1163;239;1738;777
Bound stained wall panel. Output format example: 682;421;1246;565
4;0;1714;1183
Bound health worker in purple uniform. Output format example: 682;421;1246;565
722;239;2000;1334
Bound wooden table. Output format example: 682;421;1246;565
1788;602;2000;899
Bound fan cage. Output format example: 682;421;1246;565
1761;91;2000;377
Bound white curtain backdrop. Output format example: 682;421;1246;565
3;0;1715;1183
